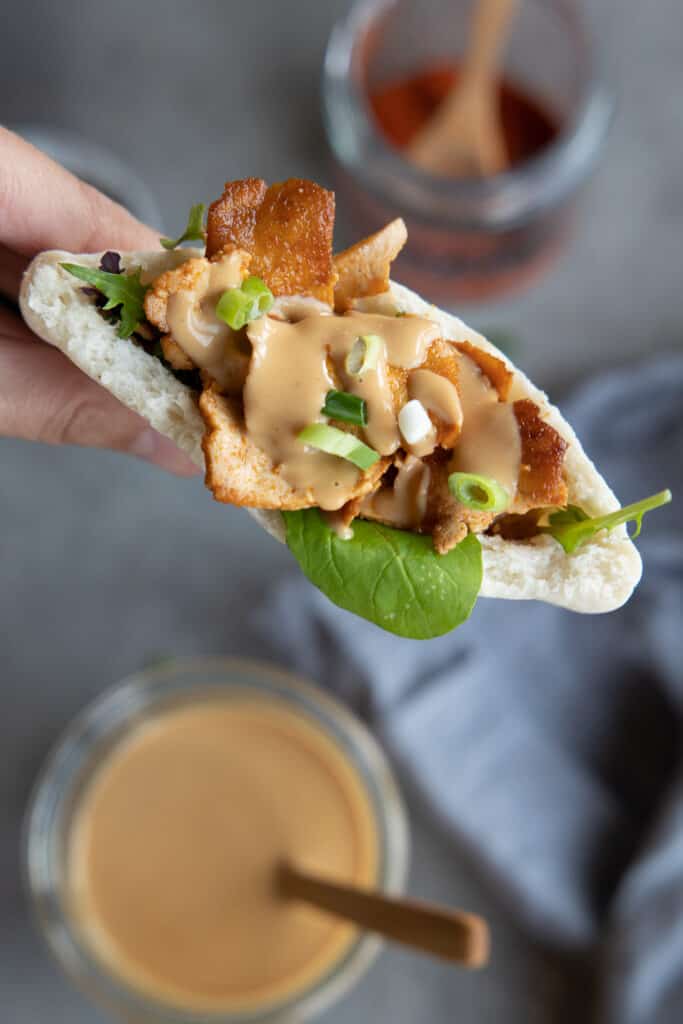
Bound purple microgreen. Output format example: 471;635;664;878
99;251;122;274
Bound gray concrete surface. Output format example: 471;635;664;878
1;1;681;1020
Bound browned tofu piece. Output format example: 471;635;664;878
206;178;337;304
454;339;513;400
380;339;462;452
333;219;407;312
200;386;389;511
422;340;463;449
144;249;252;394
205;177;267;259
144;257;209;334
513;399;568;510
160;335;194;371
424;398;568;552
423;453;496;554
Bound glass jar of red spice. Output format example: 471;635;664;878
323;0;614;303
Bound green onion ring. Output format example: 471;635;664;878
448;472;509;512
345;334;383;376
216;275;273;329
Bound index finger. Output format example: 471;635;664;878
0;127;160;258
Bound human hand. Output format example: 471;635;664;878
0;126;198;476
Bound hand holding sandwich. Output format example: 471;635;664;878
0;127;197;476
17;155;670;636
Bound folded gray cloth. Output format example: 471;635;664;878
256;356;682;1024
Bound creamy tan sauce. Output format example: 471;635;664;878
245;312;439;509
245;315;357;509
322;509;355;540
403;369;463;458
450;352;521;498
342;313;439;370
167;264;521;518
403;422;437;459
68;698;378;1014
408;369;463;431
269;295;332;321
166;251;244;389
338;343;399;456
362;455;430;529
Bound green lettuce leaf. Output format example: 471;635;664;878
61;263;148;339
543;490;672;554
160;203;206;250
283;509;482;639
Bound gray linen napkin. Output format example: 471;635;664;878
256;356;682;1024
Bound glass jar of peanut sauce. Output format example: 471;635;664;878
24;658;408;1023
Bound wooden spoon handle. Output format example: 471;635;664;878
464;0;519;83
278;863;490;968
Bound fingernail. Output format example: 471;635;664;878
129;428;202;477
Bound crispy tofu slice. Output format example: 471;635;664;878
206;178;337;304
424;453;497;554
200;387;307;509
144;257;210;334
422;340;463;448
341;338;465;534
334;219;408;312
144;250;252;395
361;453;493;553
381;339;462;452
452;341;567;509
423;399;569;552
197;345;251;396
160;335;194;371
144;249;251;337
409;342;557;552
200;386;389;511
454;340;513;400
205;177;267;258
513;399;568;510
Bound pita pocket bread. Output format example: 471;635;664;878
21;179;660;637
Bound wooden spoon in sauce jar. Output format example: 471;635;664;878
408;0;519;178
277;861;490;968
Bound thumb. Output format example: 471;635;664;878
0;311;200;477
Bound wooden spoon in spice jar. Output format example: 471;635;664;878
277;861;490;968
408;0;519;178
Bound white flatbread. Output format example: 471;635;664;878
20;249;642;613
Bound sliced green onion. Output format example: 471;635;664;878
345;334;383;376
298;423;380;471
216;289;249;329
322;390;368;426
241;275;274;315
448;472;509;513
215;275;273;329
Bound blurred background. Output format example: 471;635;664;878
1;1;681;1021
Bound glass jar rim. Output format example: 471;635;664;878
23;657;410;1024
322;0;615;231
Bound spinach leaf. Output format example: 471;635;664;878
283;509;482;639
